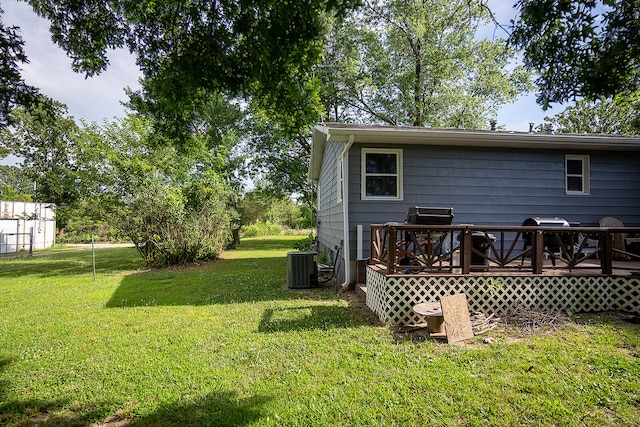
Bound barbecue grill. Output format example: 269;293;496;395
522;217;570;265
405;207;454;225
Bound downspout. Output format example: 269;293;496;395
340;134;355;288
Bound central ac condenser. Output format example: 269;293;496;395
286;251;319;289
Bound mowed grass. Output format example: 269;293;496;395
0;236;638;426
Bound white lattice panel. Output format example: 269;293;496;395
366;268;390;322
365;269;640;326
611;277;640;313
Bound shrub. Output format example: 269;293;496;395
115;173;234;267
240;221;283;238
293;231;316;251
57;220;125;243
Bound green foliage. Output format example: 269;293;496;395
0;100;86;228
317;247;335;265
297;202;315;229
26;0;360;140
511;0;640;107
0;166;32;201
240;190;314;231
241;221;283;238
293;231;317;251
56;221;121;244
92;116;237;266
545;96;640;135
118;176;233;266
0;184;31;202
0;7;41;127
319;0;532;127
56;201;125;243
244;117;318;219
239;190;276;226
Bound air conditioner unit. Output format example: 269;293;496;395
286;251;319;289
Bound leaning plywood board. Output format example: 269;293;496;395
440;294;474;344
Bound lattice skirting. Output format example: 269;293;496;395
366;268;640;326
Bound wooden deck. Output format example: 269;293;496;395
362;223;640;325
370;223;640;276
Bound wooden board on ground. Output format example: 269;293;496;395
440;294;474;344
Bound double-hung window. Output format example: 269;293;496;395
361;148;403;200
565;155;590;195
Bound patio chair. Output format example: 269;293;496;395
599;216;628;260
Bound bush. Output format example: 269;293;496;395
116;173;234;267
241;221;283;238
293;232;316;251
57;222;124;244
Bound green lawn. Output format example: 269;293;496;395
0;236;638;426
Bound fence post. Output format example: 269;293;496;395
29;227;33;256
92;236;98;281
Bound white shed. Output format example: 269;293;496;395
0;200;56;254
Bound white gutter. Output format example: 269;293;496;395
340;134;355;288
314;123;640;151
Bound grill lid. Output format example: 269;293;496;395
406;207;454;225
522;217;570;227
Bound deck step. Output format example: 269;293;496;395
355;284;367;300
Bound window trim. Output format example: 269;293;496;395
361;148;403;200
565;154;590;195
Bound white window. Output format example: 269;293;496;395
336;158;343;204
565;155;590;195
361;148;403;200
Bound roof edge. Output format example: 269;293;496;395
314;123;640;151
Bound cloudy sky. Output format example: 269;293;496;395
3;0;560;131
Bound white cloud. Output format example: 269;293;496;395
3;0;141;123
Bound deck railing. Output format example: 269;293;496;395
370;223;640;275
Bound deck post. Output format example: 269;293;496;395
601;231;613;274
532;230;543;274
460;228;471;274
388;225;396;274
370;227;375;265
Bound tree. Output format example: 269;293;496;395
319;0;531;128
26;0;361;139
87;115;237;265
0;7;40;127
245;116;317;219
0;100;82;228
0;165;33;201
545;96;640;135
510;0;640;108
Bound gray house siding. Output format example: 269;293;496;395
347;143;640;261
316;140;347;281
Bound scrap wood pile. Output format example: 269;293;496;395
470;312;499;335
416;309;570;336
471;309;571;335
398;308;573;339
498;308;571;333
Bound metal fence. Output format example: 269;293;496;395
0;228;34;256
